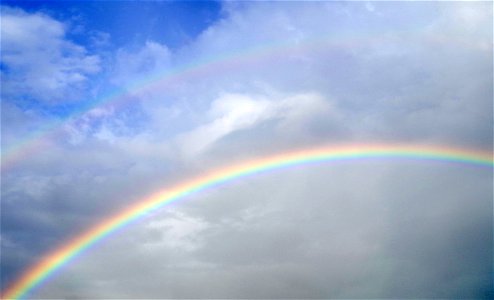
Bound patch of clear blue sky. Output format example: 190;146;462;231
3;0;222;49
1;1;222;118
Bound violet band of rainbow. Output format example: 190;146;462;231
2;144;492;299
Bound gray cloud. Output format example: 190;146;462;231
30;163;492;298
2;1;492;298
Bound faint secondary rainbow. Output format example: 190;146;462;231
1;36;339;170
0;31;477;171
2;144;492;299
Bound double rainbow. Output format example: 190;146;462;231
2;144;492;299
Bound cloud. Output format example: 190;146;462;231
30;162;492;298
0;6;101;103
106;1;492;149
111;41;171;87
1;1;492;298
176;92;336;157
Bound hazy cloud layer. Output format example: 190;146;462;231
1;1;492;298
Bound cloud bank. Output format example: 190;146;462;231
1;1;492;298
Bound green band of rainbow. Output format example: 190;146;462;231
2;144;492;299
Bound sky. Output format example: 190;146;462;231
1;1;493;298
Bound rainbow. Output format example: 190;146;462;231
0;31;478;171
1;144;492;299
0;36;339;170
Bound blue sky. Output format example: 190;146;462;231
1;1;493;298
1;1;222;117
2;1;221;48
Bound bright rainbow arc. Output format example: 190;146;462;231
2;144;492;299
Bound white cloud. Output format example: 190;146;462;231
111;40;171;87
365;2;376;13
0;7;101;103
176;92;336;158
177;93;274;157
